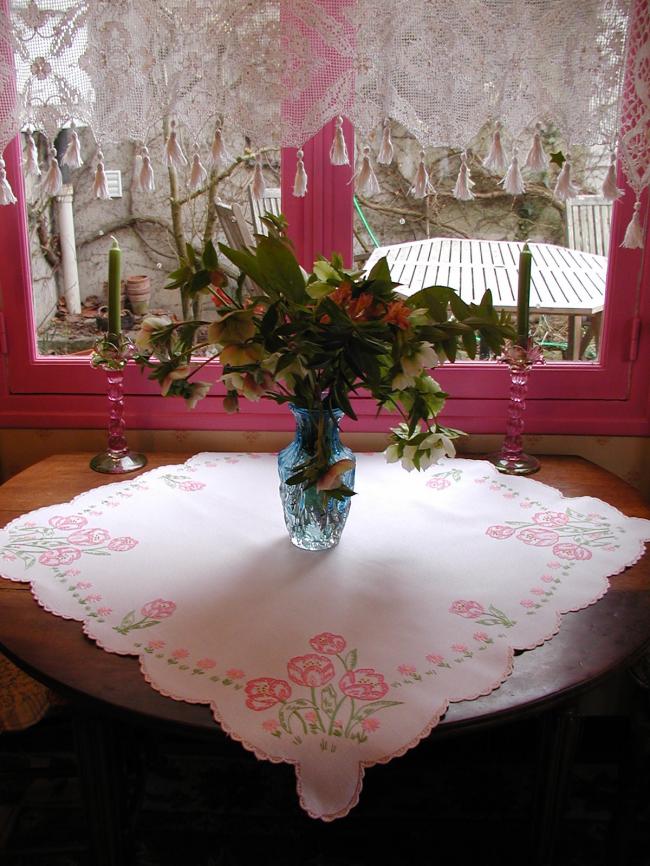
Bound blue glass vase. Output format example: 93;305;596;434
278;405;356;550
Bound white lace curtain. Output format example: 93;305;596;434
0;0;648;244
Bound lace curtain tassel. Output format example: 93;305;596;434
410;150;435;198
353;146;380;196
293;148;308;197
553;155;579;201
42;147;63;197
377;119;394;165
483;121;508;174
25;132;41;177
501;148;525;195
0;157;17;205
453;152;475;201
211;127;231;167
602;153;624;201
330;116;349;166
164;120;188;170
140;146;155;192
189;146;208;191
61;122;83;169
621;200;644;249
524;123;548;172
252;158;266;200
93;151;111;200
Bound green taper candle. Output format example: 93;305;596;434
516;242;532;348
108;236;121;337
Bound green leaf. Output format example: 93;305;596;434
320;685;338;715
278;698;313;733
219;244;269;294
185;243;198;267
367;257;392;284
353;700;402;722
255;237;307;303
190;270;212;292
202;239;219;270
312;260;340;282
306;280;336;300
344;648;358;670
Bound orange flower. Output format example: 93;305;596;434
329;281;353;307
384;300;412;330
347;292;376;320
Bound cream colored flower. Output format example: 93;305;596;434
135;315;172;352
219;342;263;367
401;342;440;377
316;459;355;491
207;309;256;344
184;381;211;409
161;365;191;396
391;372;416;391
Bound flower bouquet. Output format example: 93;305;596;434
136;215;513;547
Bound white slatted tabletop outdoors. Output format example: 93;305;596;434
364;238;607;317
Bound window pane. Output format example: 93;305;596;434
354;123;611;363
25;127;279;356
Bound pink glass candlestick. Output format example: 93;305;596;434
90;336;147;474
489;342;544;476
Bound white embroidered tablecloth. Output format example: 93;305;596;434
1;453;649;821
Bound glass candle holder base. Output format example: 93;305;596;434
488;452;540;476
90;450;147;475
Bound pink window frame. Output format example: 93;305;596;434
0;8;648;435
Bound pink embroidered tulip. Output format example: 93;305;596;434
140;598;176;619
245;677;292;711
309;632;346;654
108;536;138;551
449;600;484;618
532;511;569;527
426;476;451;490
67;528;110;546
486;525;515;540
315;459;355;492
196;658;216;669
516;527;559;547
287;654;335;688
339;668;389;701
552;542;592;561
38;547;81;567
49;515;87;531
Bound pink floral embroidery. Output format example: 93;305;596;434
449;600;484;618
552;542;592;561
503;492;516;499
452;643;469;653
397;664;416;675
520;599;536;608
38;547;81;567
530;587;545;595
547;561;561;569
179;481;206;491
1;552;16;561
361;718;380;733
172;648;189;659
262;718;280;732
141;599;176;619
67;528;111;546
148;640;165;650
305;710;318;723
196;658;216;669
108;536;138;551
65;569;81;577
540;574;555;583
532;511;569;527
516;527;559;546
85;594;102;602
473;632;490;643
76;581;92;589
309;632;346;654
339;668;389;701
225;668;245;680
49;515;87;530
486;525;516;540
426;653;445;665
97;607;113;616
245;677;292;711
287;654;335;688
426;476;451;490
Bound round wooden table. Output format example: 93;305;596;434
0;454;649;865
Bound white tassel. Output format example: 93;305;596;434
0;157;17;205
251;158;266;200
377;119;394;165
164;120;187;169
483;121;508;174
410;150;435;198
621;200;644;249
139;146;155;193
453;152;475;201
92;152;111;200
210;127;231;168
524;123;548;172
501;148;525;195
602;154;623;201
132;151;143;192
189;147;208;191
553;155;579;201
61;123;83;169
353;146;380;196
24;133;41;177
42;147;63;196
293;148;308;197
330;116;349;166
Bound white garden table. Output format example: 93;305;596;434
364;238;607;360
